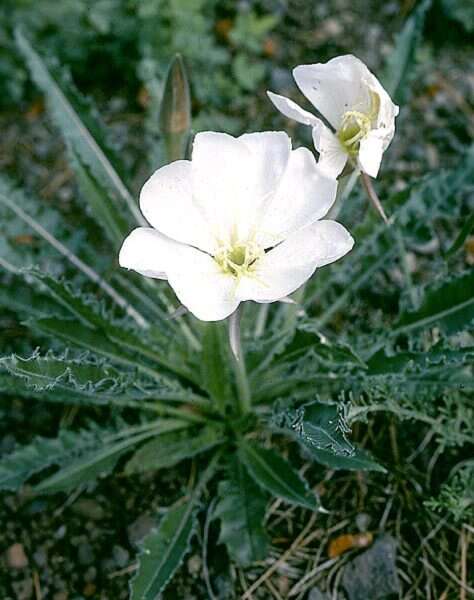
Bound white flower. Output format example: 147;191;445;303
268;55;399;178
119;131;354;321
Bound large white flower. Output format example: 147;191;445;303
268;55;399;178
119;131;354;321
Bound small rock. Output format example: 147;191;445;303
12;578;33;600
356;513;371;532
6;543;29;569
128;514;155;545
112;545;129;568
78;542;95;566
187;554;201;577
33;548;48;567
342;534;401;600
72;498;105;521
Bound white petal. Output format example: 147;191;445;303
167;257;239;322
236;220;354;302
238;131;291;211
312;124;348;178
266;91;321;127
191;132;254;243
293;55;374;129
258;147;338;247
120;227;239;321
358;132;385;178
119;227;178;280
140;160;217;253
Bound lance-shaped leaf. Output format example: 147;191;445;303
130;502;197;600
238;441;318;510
392;271;474;337
0;181;147;328
305;446;386;473
36;421;187;494
383;0;432;103
0;352;187;408
68;144;128;249
124;425;225;475
0;428;102;491
130;451;220;599
273;400;354;456
215;458;269;566
30;315;196;385
15;28;146;226
159;54;191;163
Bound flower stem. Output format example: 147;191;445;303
229;309;251;415
254;303;269;338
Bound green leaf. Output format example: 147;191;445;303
392;271;474;337
0;176;80;273
0;352;184;409
200;322;232;413
30;315;196;385
306;152;474;326
36;421;186;494
130;502;197;600
0;272;69;320
124;425;225;475
306;446;386;473
383;0;432;102
215;458;268;566
238;441;318;510
0;428;101;491
273;401;354;456
67;144;128;249
366;343;474;375
0;180;148;329
159;54;191;163
15;28;145;227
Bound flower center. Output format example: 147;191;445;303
214;241;264;278
337;91;380;156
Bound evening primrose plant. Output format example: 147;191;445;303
0;21;473;600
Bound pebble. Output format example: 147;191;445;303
33;547;48;567
112;545;130;568
72;498;105;521
128;514;155;545
6;543;29;569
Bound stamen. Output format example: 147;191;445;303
337;91;380;155
214;239;264;279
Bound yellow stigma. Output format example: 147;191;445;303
214;240;264;279
337;91;380;155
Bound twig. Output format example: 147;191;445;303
241;513;317;600
33;571;42;600
360;172;390;224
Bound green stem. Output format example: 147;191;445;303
254;303;269;338
326;167;360;221
229;309;251;415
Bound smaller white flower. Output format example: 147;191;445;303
268;55;399;178
119;131;354;322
